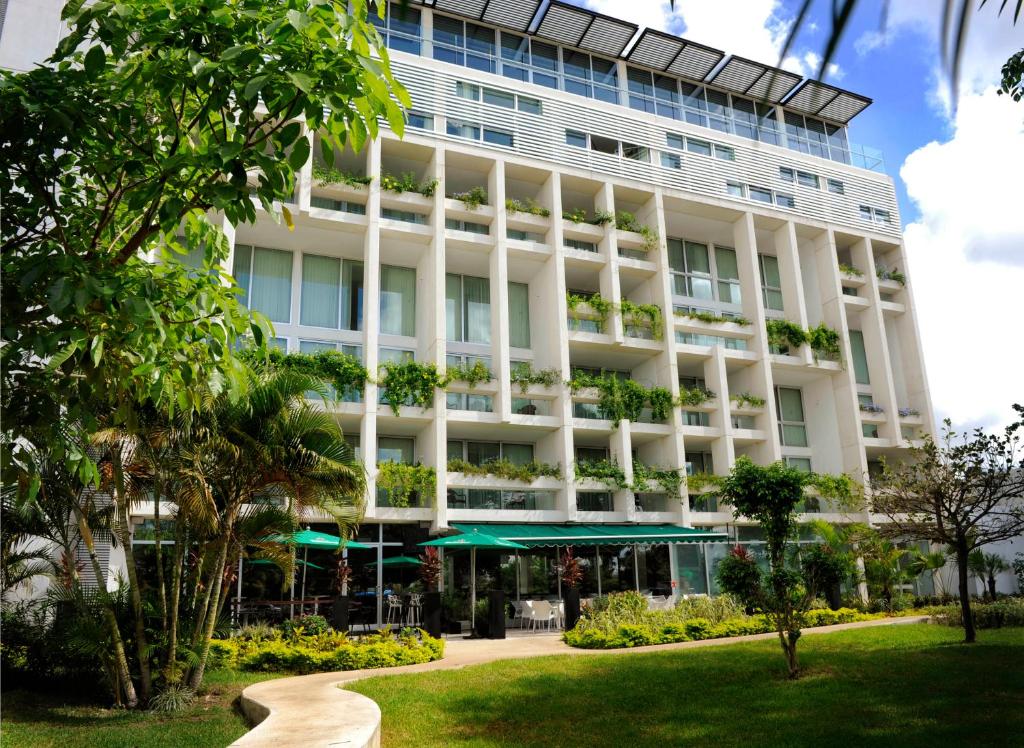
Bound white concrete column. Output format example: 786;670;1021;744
362;138;383;521
774;221;811;365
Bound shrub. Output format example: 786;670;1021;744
928;598;1024;629
714;545;762;606
281;614;330;638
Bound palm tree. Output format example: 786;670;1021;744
968;550;1010;600
184;368;365;689
909;549;950;598
806;520;870;606
862;539;909;609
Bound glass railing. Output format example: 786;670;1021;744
577;491;614;511
448;488;556;510
635;493;669;512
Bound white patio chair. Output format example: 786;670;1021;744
511;600;525;628
407;593;423;626
385;594;403;626
527;600;555;631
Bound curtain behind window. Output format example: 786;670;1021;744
445;273;462;341
232;244;253;306
380;265;416;336
508;282;530;348
341;261;364;331
250;247;292;323
849;330;871;385
464;276;491;344
301;254;340;328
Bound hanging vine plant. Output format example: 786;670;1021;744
730;392;766;409
446;360;493;389
243;348;370;399
620;299;664;340
569;370;674;427
447;458;561;482
566;291;613;333
678;386;716;407
675;309;751;326
632;461;685;496
574;459;628;490
378;360;447;414
376;462;436;508
311;163;372;188
647;387;674;422
448;186;488;210
807;323;841;362
765;319;808;352
510;362;561;394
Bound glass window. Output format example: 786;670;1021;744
849;329;871;385
508;282;531;349
531;41;558;88
859;205;874;221
862;423;880;438
797;171;820;189
447;119;481;140
786;457;812;472
779;167;795;182
377;436;414;464
455;81;480;100
715;246;741;305
726;181;745;197
686;138;712;157
502;443;534;465
234;245;292;323
759;254;784;312
380;265;416;337
714;145;735;161
483;88;514;108
446;274;491;344
300;254;340;329
406;111;433;130
622;143;649;162
518;96;541;114
775;193;796;209
590;135;618;155
875;210;891;225
666;133;685;150
661;152;682;169
466;441;500;465
483;128;514;147
750;186;773;204
376;4;421;55
827;178;845;194
776;386;808;447
566;130;587;148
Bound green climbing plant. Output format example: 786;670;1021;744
730;392;767;409
614;210;659;251
562;207;588;223
632;461;685;495
378;360;447;414
377;462;436;508
446;360;493;388
678;386;716;407
765;319;808;352
447;458;561;482
620;300;664;340
575;459;628;490
838;263;863;277
241;348;370;400
311;163;372;188
566;292;614;333
509;363;562;394
675;309;751;326
807;323;841;362
569;371;672;426
591;210;615;226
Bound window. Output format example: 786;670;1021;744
726;181;745;198
759;254;784;312
299;340;362;402
668;239;713;300
377;436;414;465
381;207;427;224
715;246;741;304
300;255;363;331
483;128;514;147
714;145;735;161
686;138;712;157
827;178;845;194
775;386;808;447
566;129;587;148
775;193;796;209
445;218;489;235
507;228;544;242
232;245;292;323
406;111;433;130
675;331;748;349
446;274;491;344
661;152;682;169
874;209;892;225
565;238;597;253
578;492;613;512
849;329;870;385
796;171;819;188
859;205;892;225
455;81;480;100
446;392;494;412
368;4;421;55
682;410;710;427
483;88;514;108
433;16;495;72
785;457;812;472
750;186;773;204
862;423;880;439
309;197;366;214
686;452;713;475
622;143;650;162
731;414;756;429
449;440;534;466
590;134;618;155
779;167;795;182
380;265;416;337
518;96;541;114
508;282;531;349
447;119;480;140
859;205;874;222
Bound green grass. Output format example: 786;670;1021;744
0;670;280;748
349;625;1024;748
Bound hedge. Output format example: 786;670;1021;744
924;598;1024;629
208;630;445;674
564;607;876;649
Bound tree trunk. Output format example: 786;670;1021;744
956;538;976;644
153;476;167;634
165;523;186;683
987;573;997;601
111;451;152;703
72;502;138;708
189;536;231;690
190;547;219;650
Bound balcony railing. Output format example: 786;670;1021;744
447;488;556;511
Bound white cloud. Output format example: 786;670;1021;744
900;88;1024;431
581;0;843;80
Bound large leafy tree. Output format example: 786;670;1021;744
0;0;409;483
870;406;1024;643
717;457;856;678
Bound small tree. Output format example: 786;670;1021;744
714;545;762;610
718;457;855;677
561;547;583;589
968;551;1009;601
870;406;1024;643
419;547;442;592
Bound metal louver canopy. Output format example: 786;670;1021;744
705;55;803;105
533;0;639;58
624;28;724;82
430;0;541;33
783;79;872;124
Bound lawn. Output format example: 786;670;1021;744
349;624;1024;748
0;670;280;748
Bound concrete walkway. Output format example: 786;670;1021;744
231;615;929;748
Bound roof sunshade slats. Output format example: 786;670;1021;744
625;29;724;82
534;1;638;58
706;56;802;104
431;0;541;33
783;80;871;124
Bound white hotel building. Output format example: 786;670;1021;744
1;1;939;611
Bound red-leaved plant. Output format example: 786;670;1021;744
561;546;583;589
419;547;442;591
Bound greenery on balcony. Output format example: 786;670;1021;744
446;360;493;388
614;210;659;252
561;207;589;223
632;461;685;495
675;309;751;326
506;197;550;217
447;186;488;210
509;362;562;393
447;457;561;483
620;299;664;340
838;262;863;277
574;459;628;490
378;360;446;414
566;291;614;333
730;392;767;409
876;266;907;285
569;370;674;425
376;462;435;508
678;386;717;407
899;407;921;417
241;347;369;397
765;320;841;361
591;209;615;225
860;402;884;413
311;162;372;188
380;171;438;197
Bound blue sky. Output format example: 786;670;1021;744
575;0;1024;431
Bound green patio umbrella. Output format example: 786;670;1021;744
262;530;372;612
421;530;527;633
366;555;423;568
248;558;325;571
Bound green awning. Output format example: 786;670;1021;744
449;523;728;548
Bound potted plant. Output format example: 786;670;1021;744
561;546;583;630
419;547;443;638
331;558;352;631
